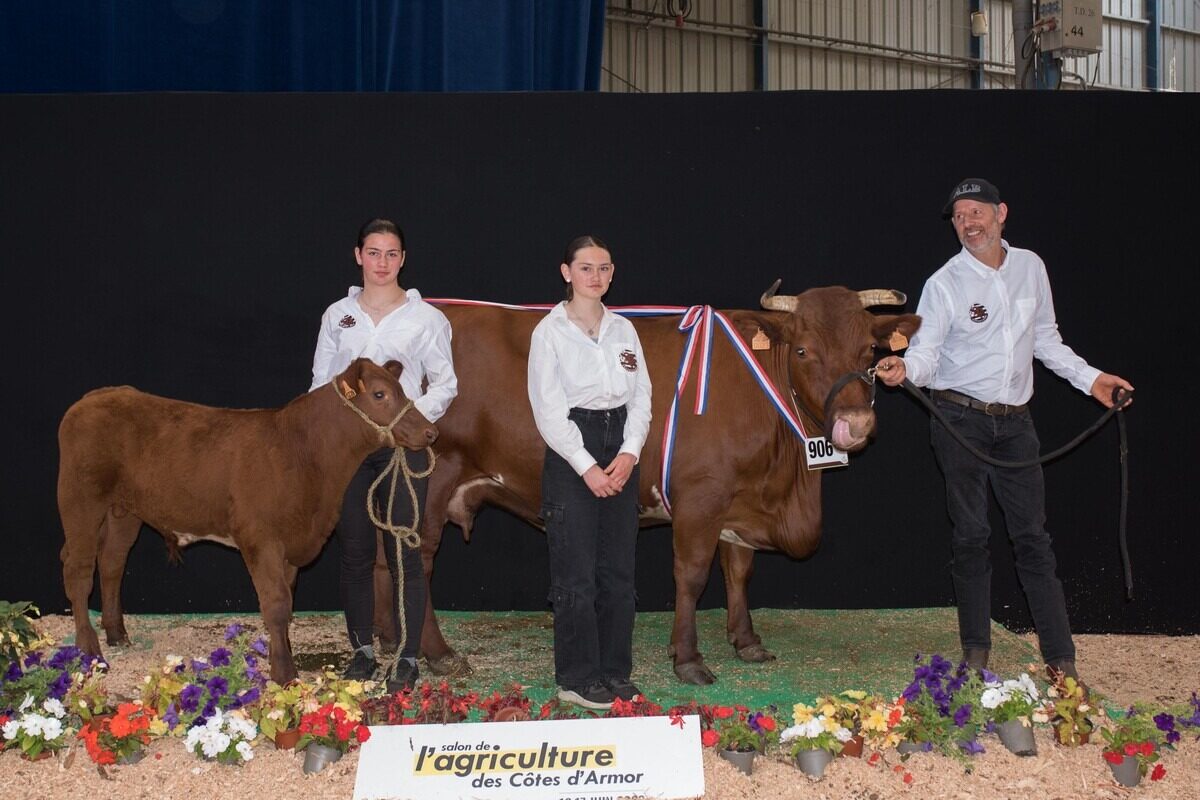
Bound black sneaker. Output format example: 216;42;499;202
386;660;420;694
343;649;378;680
557;682;615;710
605;677;642;702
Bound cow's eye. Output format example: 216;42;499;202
373;391;386;400
795;347;806;357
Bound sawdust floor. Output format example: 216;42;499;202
3;612;1197;799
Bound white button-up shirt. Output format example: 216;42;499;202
527;302;652;476
310;287;458;422
903;241;1099;405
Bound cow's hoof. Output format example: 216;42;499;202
425;651;473;678
674;660;717;685
105;632;132;647
76;627;102;656
735;643;776;663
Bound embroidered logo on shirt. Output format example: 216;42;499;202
968;303;988;323
338;314;357;328
618;349;638;372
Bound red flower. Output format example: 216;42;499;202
867;752;881;767
903;773;914;785
1103;750;1124;764
712;706;734;720
1150;763;1166;781
355;725;371;743
1138;741;1154;757
700;729;720;747
669;713;684;729
1123;743;1138;756
758;716;776;732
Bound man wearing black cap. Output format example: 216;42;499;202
876;178;1133;685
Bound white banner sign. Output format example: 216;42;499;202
353;714;704;800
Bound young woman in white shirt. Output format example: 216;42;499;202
309;218;458;692
527;236;652;710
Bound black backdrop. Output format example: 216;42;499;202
4;90;1197;634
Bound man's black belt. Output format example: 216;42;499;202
931;389;1028;416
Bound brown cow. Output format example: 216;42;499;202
58;358;437;684
409;285;920;684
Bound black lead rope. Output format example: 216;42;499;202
898;379;1135;600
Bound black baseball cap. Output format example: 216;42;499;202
942;178;1001;218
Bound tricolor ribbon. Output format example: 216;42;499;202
427;298;810;516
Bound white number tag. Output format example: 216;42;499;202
804;436;849;470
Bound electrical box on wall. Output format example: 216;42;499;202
1037;0;1103;56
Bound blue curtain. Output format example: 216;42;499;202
0;1;604;92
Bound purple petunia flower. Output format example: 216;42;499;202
930;654;952;675
190;658;209;673
953;704;972;727
980;668;998;683
946;673;966;694
960;738;985;755
163;703;179;729
200;698;218;721
902;681;922;702
1183;693;1200;728
23;652;43;668
179;683;203;713
237;687;260;706
224;623;244;641
3;661;23;682
206;675;229;699
251;638;268;657
47;670;73;700
47;646;81;670
208;647;232;667
1155;713;1180;744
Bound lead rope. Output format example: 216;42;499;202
332;381;436;681
897;379;1135;599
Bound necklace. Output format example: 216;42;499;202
567;307;603;337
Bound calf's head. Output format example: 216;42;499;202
338;358;438;449
761;283;921;452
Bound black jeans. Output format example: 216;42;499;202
541;406;640;690
337;446;429;660
930;398;1075;664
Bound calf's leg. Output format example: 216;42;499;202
718;540;775;662
419;461;472;676
59;502;108;656
242;540;299;684
97;511;141;646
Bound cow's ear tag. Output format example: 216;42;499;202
357;378;368;395
888;330;909;351
752;328;771;350
340;379;357;399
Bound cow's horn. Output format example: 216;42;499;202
858;289;907;307
760;279;798;312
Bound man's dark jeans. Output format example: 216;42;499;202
541;406;639;690
930;398;1075;664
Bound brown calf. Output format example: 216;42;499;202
57;358;437;684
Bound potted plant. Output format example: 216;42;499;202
1101;709;1167;787
77;701;155;764
2;645;107;719
477;683;534;722
0;693;72;760
706;705;778;775
781;702;851;779
253;681;308;749
297;702;371;774
816;691;876;757
857;696;907;752
183;707;257;765
1045;673;1094;746
144;624;268;734
0;601;47;676
895;654;987;761
980;673;1040;756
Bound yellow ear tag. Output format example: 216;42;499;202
888;330;909;351
340;379;357;399
752;328;771;350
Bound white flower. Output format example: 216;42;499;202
42;698;66;718
18;693;35;713
40;717;64;741
980;687;1006;709
833;726;853;742
1016;673;1039;702
2;719;20;740
779;723;804;742
235;740;254;761
802;717;825;738
20;713;47;738
201;731;231;758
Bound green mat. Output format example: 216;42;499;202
85;607;1038;712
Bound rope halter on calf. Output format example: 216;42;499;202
332;379;437;683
